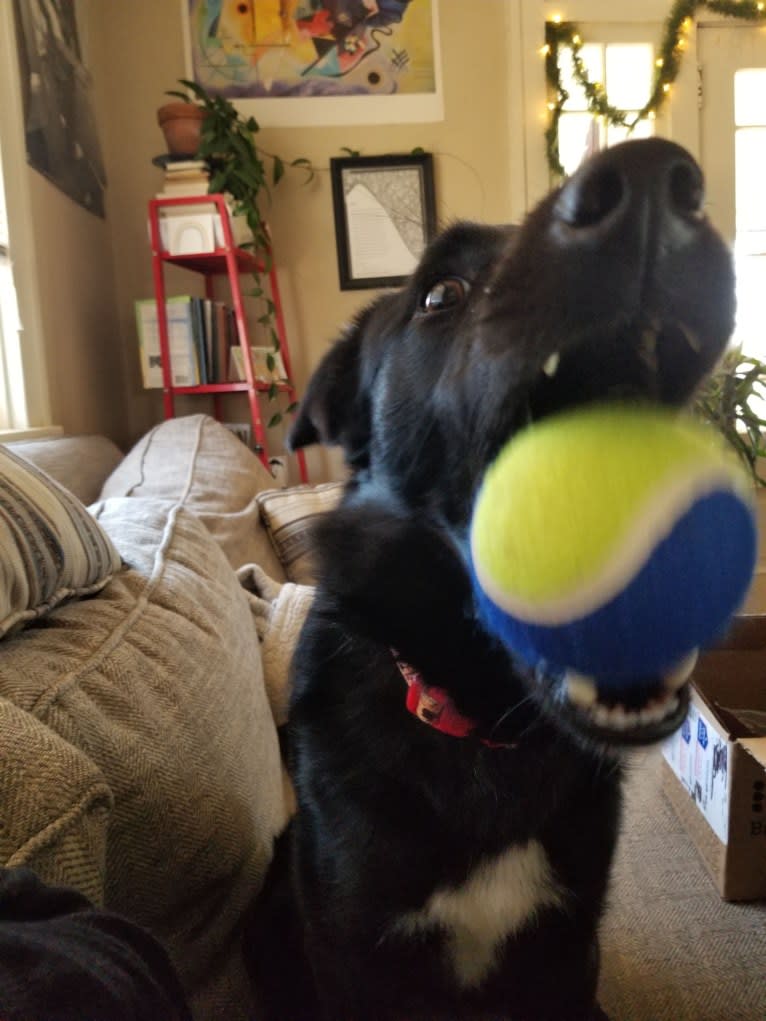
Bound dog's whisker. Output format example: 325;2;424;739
488;692;536;738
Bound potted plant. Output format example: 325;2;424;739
161;79;314;426
157;99;207;156
694;347;766;486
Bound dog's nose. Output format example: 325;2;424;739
554;138;705;236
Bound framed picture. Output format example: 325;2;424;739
330;153;436;290
182;0;444;127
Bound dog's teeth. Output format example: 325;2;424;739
565;671;597;708
663;649;698;692
542;352;561;378
585;689;681;732
605;704;632;731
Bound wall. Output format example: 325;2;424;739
93;0;517;480
26;171;128;441
5;1;707;468
1;0;128;444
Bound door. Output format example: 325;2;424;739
699;24;766;355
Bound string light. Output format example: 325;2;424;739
542;0;766;177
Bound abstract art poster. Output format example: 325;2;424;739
182;0;443;126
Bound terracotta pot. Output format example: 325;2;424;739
157;101;207;156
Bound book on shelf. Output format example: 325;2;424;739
134;296;201;389
157;160;211;200
228;345;287;384
163;159;208;173
190;297;208;384
156;183;212;199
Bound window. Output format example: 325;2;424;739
0;0;54;436
733;67;766;356
556;40;655;177
0;144;23;429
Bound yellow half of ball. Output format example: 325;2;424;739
470;404;749;617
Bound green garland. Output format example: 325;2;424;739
545;0;766;176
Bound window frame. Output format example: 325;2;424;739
514;1;701;216
0;1;54;435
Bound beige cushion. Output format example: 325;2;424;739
0;496;286;1020
100;415;286;579
256;481;345;583
0;445;122;639
6;435;124;506
237;563;315;727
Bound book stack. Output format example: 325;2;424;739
156;159;210;199
135;296;256;389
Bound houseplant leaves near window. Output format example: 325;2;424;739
694;348;766;486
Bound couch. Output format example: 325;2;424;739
0;414;764;1021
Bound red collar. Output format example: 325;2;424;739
393;652;515;749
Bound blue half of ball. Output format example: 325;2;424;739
472;489;757;685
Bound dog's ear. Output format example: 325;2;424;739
288;311;374;467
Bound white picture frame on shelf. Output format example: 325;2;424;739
228;345;287;383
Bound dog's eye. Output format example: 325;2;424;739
419;277;470;314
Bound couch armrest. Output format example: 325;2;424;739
6;436;124;505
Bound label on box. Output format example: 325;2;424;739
663;701;731;844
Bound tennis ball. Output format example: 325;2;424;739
470;405;757;687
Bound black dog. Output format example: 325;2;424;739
249;139;735;1021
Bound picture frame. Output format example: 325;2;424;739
181;0;444;128
330;153;437;291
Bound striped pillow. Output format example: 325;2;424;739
256;482;345;584
0;445;122;638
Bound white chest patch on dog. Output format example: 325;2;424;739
393;840;565;988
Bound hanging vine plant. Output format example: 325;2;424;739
544;0;766;177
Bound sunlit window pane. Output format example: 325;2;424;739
732;253;766;355
558;114;605;176
607;117;653;147
605;44;654;110
735;68;766;127
555;38;654;178
560;44;603;111
736;128;766;232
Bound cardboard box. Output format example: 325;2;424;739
661;490;766;901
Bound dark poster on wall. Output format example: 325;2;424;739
12;0;106;217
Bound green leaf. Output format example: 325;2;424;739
178;79;208;101
286;401;299;414
266;353;276;372
273;156;285;185
267;413;283;428
341;146;361;158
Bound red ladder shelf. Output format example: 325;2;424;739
147;193;308;483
